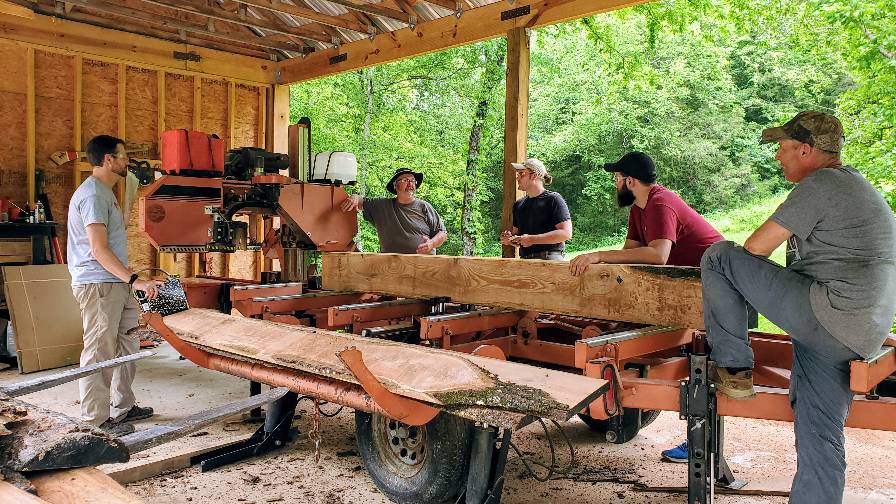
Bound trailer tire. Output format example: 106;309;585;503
355;411;472;504
577;408;661;444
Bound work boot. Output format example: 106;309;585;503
98;419;135;437
711;366;756;399
117;404;154;423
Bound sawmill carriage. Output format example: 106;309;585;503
1;1;894;502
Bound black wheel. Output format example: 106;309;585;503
577;408;661;444
355;411;472;503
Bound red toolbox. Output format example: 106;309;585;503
161;129;225;175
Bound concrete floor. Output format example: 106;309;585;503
1;343;894;504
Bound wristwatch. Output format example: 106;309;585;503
128;273;139;285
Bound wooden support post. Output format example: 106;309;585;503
192;75;202;276
26;47;35;206
502;28;529;258
257;87;266;148
72;55;83;191
157;71;166;142
271;84;290;154
117;64;126;138
228;80;236;149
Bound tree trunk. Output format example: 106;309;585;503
461;44;505;256
0;395;129;471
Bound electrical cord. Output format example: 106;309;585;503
297;395;345;417
509;417;577;482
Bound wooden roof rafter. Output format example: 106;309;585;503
134;0;334;46
60;0;312;53
232;0;373;37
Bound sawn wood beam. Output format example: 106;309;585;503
321;253;705;329
277;0;649;83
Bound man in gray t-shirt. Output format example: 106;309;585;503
700;111;896;504
67;135;163;436
341;168;447;254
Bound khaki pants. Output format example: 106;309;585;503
72;282;140;426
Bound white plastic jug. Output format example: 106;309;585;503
311;152;357;184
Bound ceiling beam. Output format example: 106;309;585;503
233;0;370;35
247;5;315;47
318;0;410;25
0;0;36;18
136;0;334;43
65;0;325;48
420;0;461;14
278;0;650;84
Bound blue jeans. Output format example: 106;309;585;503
701;241;859;504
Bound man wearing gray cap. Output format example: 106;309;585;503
500;158;572;260
701;111;896;503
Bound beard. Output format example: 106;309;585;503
616;186;635;207
112;164;128;178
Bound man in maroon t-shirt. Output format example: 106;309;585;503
569;151;723;272
569;151;724;463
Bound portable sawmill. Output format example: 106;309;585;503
136;121;896;504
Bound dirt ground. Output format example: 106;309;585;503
2;343;894;504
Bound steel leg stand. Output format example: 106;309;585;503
681;354;746;504
456;427;512;504
192;390;299;472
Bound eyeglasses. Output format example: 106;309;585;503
515;170;533;179
396;177;416;185
110;152;129;160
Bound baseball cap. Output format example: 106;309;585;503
760;111;844;153
511;158;549;178
602;151;657;182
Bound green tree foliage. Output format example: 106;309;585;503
291;0;894;255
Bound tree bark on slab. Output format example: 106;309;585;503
163;308;606;421
0;395;129;472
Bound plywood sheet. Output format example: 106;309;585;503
35;51;75;249
232;84;260;148
199;78;228;146
322;253;705;329
164;73;192;132
124;66;158;156
164;308;607;421
0;90;28;204
127;184;155;274
0;41;27;94
81;59;118;149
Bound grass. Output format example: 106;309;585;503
572;192;791;333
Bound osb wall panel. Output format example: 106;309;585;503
125;66;158;157
81;59;119;150
127;185;155;273
206;252;227;277
164;73;193;131
199;78;228;145
172;253;194;278
35;50;75;246
233;84;260;148
0;43;28;204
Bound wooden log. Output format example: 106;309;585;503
321;253;705;329
0;395;129;471
29;467;144;504
163;309;607;422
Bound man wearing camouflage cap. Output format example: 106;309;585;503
701;111;896;503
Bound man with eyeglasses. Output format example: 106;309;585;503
501;158;573;260
67;135;163;436
341;168;447;254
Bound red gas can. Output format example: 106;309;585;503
161;130;225;175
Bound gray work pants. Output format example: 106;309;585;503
701;241;859;504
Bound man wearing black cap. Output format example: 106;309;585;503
700;111;895;503
569;151;723;275
341;168;447;254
